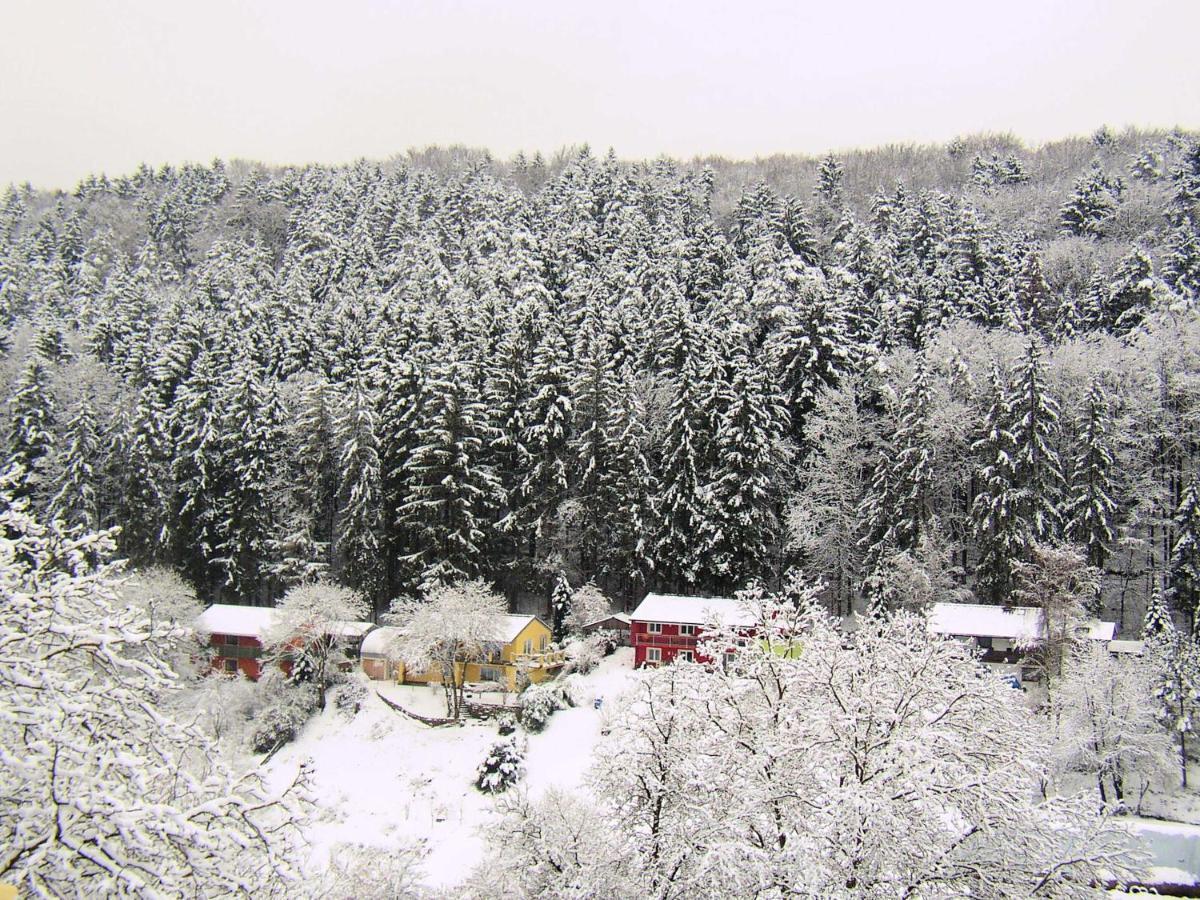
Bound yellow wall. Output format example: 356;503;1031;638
395;619;558;691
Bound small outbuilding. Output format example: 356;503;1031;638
582;613;632;645
360;626;404;680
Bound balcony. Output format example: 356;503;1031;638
514;649;568;669
634;633;698;649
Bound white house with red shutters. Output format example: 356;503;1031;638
629;593;756;667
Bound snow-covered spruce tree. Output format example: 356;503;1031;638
0;472;308;895
5;356;56;504
333;375;389;602
859;361;934;600
1065;377;1118;572
47;393;103;531
1147;615;1200;789
1059;161;1124;238
212;355;281;601
654;331;718;590
549;571;571;643
567;599;1143;897
476;738;526;794
761;261;850;447
1007;338;1065;542
706;349;791;591
970;364;1025;604
395;358;499;591
1051;641;1174;810
388;579;506;719
1163;220;1200;301
1170;476;1200;635
265;581;369;711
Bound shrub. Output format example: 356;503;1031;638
476;738;525;794
250;681;318;754
518;682;565;733
497;714;517;736
564;634;604;675
333;674;368;718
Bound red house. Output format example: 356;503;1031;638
196;604;278;679
629;593;756;667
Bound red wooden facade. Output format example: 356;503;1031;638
631;619;704;667
208;633;266;679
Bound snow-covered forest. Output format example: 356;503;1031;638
3;128;1200;628
4;127;1200;895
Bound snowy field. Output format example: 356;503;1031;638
264;649;637;890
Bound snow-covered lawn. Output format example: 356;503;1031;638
264;648;637;890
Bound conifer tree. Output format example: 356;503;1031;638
1163;221;1200;301
1060;162;1124;237
1066;377;1118;570
1169;478;1200;634
762;263;850;447
48;395;103;531
861;363;934;585
396;358;499;591
550;571;571;643
1144;581;1174;640
212;356;280;601
707;350;791;590
655;344;717;590
5;357;56;503
1007;340;1064;542
971;365;1025;603
334;376;386;604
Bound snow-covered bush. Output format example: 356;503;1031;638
519;682;565;733
180;670;263;749
497;714;517;736
564;633;605;675
317;840;428;899
333;673;369;718
475;738;526;794
251;675;319;754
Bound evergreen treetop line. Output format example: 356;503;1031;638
1;128;1198;629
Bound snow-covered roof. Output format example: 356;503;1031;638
330;620;375;639
361;626;404;657
630;593;757;628
583;613;631;628
1108;639;1145;655
928;603;1118;644
928;603;1044;642
195;604;277;639
492;614;542;644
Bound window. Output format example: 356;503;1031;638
223;658;238;674
977;636;994;650
678;650;694;663
523;638;532;655
539;634;548;651
680;625;695;636
480;666;504;683
648;622;662;634
647;647;661;663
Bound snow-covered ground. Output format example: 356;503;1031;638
264;648;638;890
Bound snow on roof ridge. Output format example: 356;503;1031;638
195;603;278;639
631;593;756;628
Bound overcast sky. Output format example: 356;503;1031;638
1;0;1196;189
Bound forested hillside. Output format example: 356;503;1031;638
2;127;1198;631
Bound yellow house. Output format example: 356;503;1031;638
385;614;566;692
